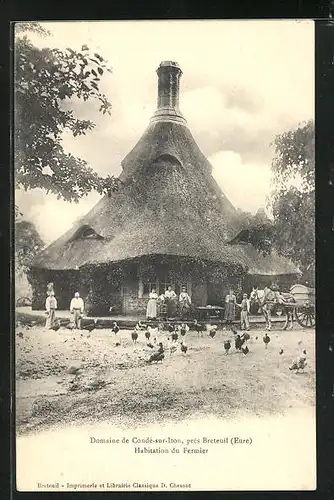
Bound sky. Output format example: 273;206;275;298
15;20;314;244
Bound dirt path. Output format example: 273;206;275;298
15;324;315;436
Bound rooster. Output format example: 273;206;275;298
289;350;307;373
223;340;231;354
263;333;270;349
111;321;119;334
131;330;138;344
180;341;188;354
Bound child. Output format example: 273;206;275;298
237;293;250;331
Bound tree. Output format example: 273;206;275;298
15;22;119;204
15;219;45;300
269;120;315;273
15;219;45;272
235;208;274;256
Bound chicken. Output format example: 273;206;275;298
193;319;205;336
179;323;189;336
263;333;270;348
171;331;178;342
230;325;238;335
147;343;164;363
111;321;120;334
223;340;231;354
242;345;249;355
168;323;175;334
83;319;97;332
149;326;159;338
50;320;61;332
145;329;151;341
131;330;138;344
289;350;307;373
180;341;188;354
235;334;244;351
136;321;147;331
169;344;178;356
148;352;165;363
207;325;217;338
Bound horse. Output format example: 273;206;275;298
250;288;296;330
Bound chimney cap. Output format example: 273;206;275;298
157;60;182;71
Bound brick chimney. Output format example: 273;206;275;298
150;61;187;125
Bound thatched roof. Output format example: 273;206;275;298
30;62;299;277
30;144;298;275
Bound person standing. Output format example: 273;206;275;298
146;288;158;320
164;286;177;318
237;293;250;330
224;289;236;325
261;285;275;331
179;286;191;319
45;291;57;329
274;289;294;330
70;292;84;329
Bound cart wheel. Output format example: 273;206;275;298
295;305;315;328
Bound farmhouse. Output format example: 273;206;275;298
28;61;299;314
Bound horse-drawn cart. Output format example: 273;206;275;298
289;284;315;328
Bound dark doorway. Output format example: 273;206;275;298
207;282;223;307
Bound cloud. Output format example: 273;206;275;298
210;150;272;213
15;20;314;243
16;189;100;244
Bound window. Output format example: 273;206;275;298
139;278;191;298
71;225;104;241
143;282;158;296
153;154;182;168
